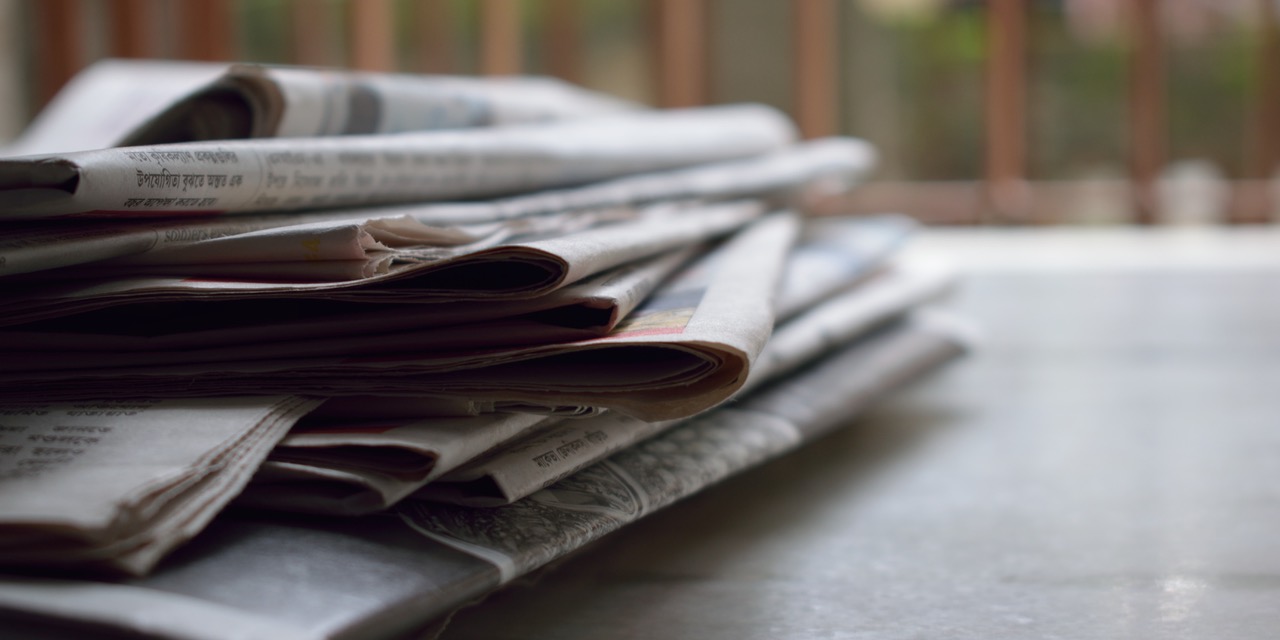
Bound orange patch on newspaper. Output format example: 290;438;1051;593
610;307;693;337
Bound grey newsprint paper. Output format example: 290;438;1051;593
0;312;970;640
0;137;872;278
0;213;799;422
0;104;792;219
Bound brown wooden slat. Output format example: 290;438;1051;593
289;0;336;66
178;0;234;61
1129;0;1165;225
792;0;837;139
1235;0;1280;223
412;0;458;73
108;0;159;58
650;0;707;107
348;0;397;71
545;0;582;83
984;0;1029;222
33;0;85;106
480;0;522;75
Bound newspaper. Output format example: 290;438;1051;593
242;411;559;516
0;213;800;421
0;136;873;276
0;199;756;328
775;213;917;319
244;214;927;512
0;104;794;219
420;262;955;507
0;246;697;358
120;63;636;145
0;396;318;576
0;312;971;640
1;59;229;157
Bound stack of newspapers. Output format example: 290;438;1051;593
0;61;972;638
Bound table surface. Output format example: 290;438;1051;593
437;227;1280;640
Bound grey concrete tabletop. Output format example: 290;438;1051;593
438;226;1280;640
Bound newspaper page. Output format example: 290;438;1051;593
0;104;793;219
774;213;917;319
0;136;872;277
0;199;756;328
241;411;560;515
0;213;799;421
0;246;697;357
1;59;229;157
399;311;973;581
0;396;318;576
121;63;636;145
0;200;749;363
225;217;930;513
419;262;956;507
0;312;970;640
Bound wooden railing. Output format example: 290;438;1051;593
21;0;1280;225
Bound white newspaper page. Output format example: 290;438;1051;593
1;59;229;157
0;314;970;640
0;212;799;422
122;63;637;145
0;396;318;575
0;104;793;219
0;246;696;359
0;137;872;277
418;262;955;507
0;198;757;332
242;411;558;515
400;311;972;581
775;213;917;319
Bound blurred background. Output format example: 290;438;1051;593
0;0;1275;225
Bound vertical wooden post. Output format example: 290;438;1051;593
650;0;707;107
413;0;457;73
545;0;582;84
108;0;159;58
289;0;335;67
984;0;1029;222
348;0;397;71
178;0;234;61
792;0;838;139
1237;0;1280;223
32;0;85;106
480;0;521;75
1129;0;1165;225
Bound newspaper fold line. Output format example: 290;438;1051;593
0;396;319;576
0;247;695;355
0;213;800;422
0;137;872;277
241;215;926;513
0;199;758;327
0;312;970;640
422;262;955;508
121;63;637;145
0;104;793;219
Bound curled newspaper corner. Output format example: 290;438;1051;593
121;63;638;145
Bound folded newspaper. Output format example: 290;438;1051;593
0;312;971;639
0;396;318;576
4;60;633;156
0;61;976;639
0;104;792;219
238;214;929;513
119;62;637;145
0;213;799;421
0;136;871;283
